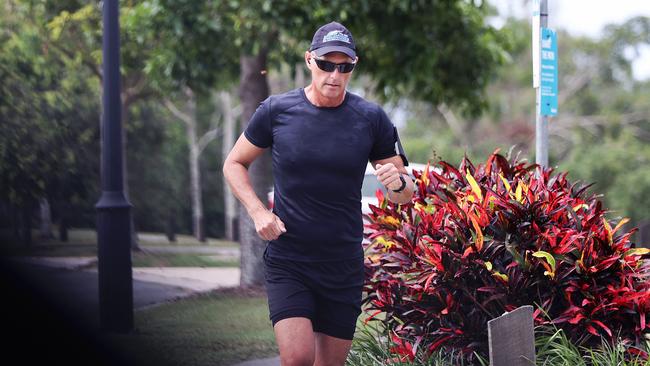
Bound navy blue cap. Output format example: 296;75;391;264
309;21;356;59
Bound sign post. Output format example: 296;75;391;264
533;0;556;167
540;28;558;116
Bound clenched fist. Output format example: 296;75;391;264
251;208;286;241
374;163;403;191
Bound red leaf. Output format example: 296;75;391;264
438;161;463;181
430;170;452;185
586;325;599;336
424;273;435;291
364;310;382;325
568;313;585;324
428;335;454;352
485;152;496;177
591;320;612;338
594;256;620;272
628;347;649;360
389;333;415;360
446;293;454;308
462;246;475;258
375;189;385;205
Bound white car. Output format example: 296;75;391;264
267;162;429;214
361;162;428;215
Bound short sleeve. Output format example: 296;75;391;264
244;98;272;148
369;108;409;166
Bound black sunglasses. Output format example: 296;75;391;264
312;57;356;73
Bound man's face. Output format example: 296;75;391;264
305;51;357;100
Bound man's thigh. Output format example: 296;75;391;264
274;317;315;366
314;332;353;366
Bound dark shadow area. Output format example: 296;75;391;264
0;260;136;366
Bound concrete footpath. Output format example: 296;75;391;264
0;254;280;366
4;256;240;313
233;356;281;366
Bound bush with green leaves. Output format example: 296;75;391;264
362;152;650;363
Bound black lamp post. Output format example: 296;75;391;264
95;0;134;333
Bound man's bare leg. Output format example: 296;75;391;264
313;332;353;366
274;317;315;366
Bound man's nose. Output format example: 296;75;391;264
329;68;342;78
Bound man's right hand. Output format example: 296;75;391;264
251;209;286;241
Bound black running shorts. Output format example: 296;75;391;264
263;248;364;340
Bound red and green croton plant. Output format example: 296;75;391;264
363;151;650;363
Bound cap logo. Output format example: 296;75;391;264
322;30;350;44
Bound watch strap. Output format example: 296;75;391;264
391;174;407;193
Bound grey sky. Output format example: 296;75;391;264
489;0;650;80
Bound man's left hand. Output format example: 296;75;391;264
374;163;402;191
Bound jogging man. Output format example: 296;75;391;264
223;21;414;366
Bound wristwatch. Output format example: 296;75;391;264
391;174;407;193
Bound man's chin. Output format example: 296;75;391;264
321;86;343;98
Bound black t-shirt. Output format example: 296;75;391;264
244;88;405;261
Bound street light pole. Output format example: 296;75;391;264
95;0;134;333
535;0;549;167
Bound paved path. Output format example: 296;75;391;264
232;356;281;366
2;256;241;324
8;256;241;291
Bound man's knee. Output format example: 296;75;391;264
275;317;316;366
281;352;315;366
314;332;352;366
314;351;348;366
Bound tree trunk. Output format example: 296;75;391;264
59;214;68;242
21;200;33;247
164;89;215;244
165;208;177;243
219;90;239;241
11;203;19;241
294;62;305;89
39;198;54;239
238;52;273;287
57;199;69;242
185;88;206;243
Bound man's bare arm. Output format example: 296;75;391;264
371;155;415;205
223;134;285;241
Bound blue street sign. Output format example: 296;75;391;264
540;28;558;116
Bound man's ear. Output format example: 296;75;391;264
305;51;312;67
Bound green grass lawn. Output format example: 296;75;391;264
131;252;239;267
0;228;240;267
0;246;238;267
137;231;239;247
106;288;277;366
102;290;380;366
0;228;239;249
